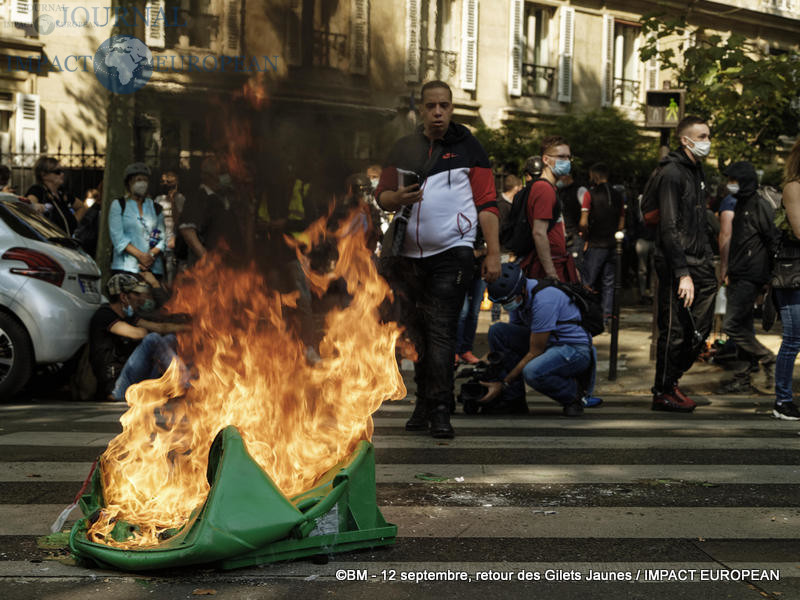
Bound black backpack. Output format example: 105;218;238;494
531;279;604;336
499;178;559;257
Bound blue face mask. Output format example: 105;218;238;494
123;304;135;318
552;159;571;177
503;296;523;312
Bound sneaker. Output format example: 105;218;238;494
459;351;481;365
563;400;584;417
582;396;603;408
652;390;696;413
672;385;698;407
773;401;800;421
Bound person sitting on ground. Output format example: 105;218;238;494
89;273;189;402
479;261;595;416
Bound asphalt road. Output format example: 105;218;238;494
2;380;799;599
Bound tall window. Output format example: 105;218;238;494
602;16;641;107
521;4;554;97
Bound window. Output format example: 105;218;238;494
521;4;554;97
407;0;466;86
602;17;641;107
508;1;563;99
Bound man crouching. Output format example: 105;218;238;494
480;262;594;417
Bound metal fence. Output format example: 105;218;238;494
2;142;105;200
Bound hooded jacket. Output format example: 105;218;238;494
375;122;498;258
726;161;778;285
655;149;712;277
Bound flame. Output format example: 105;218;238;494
87;215;406;547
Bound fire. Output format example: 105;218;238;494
87;215;406;547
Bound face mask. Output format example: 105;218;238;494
685;138;711;159
131;181;148;197
551;159;571;177
370;178;379;190
503;296;523;313
218;174;233;189
123;304;135;318
726;183;740;195
140;299;156;313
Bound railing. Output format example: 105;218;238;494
613;77;641;107
2;142;105;199
313;30;349;69
420;47;458;83
522;63;556;98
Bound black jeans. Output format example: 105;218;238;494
723;278;774;370
653;257;717;393
383;247;473;411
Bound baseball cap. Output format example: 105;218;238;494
107;273;149;296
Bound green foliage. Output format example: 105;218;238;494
476;108;658;188
639;12;800;168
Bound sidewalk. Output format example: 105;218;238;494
468;304;788;398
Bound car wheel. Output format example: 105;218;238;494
0;313;33;398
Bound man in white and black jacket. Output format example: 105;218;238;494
375;80;501;439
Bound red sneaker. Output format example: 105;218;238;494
672;386;698;408
459;351;481;365
651;390;696;413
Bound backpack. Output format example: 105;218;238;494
531;279;604;336
758;185;782;211
499;178;559;257
638;166;664;228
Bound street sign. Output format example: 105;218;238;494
645;89;685;128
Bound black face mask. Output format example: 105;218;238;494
160;183;176;194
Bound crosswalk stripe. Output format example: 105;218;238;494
2;504;798;538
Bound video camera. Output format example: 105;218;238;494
455;352;504;415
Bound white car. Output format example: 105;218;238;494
0;194;102;397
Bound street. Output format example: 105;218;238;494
1;308;799;599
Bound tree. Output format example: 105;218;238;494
639;12;800;168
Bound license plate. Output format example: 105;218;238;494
79;276;99;294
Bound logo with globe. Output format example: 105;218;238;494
94;36;153;94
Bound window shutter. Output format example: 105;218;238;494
223;0;241;55
15;93;39;161
11;0;33;25
600;14;614;106
405;0;421;82
287;0;302;67
556;6;574;103
646;37;659;90
460;0;478;90
508;0;523;97
350;0;369;74
144;0;165;49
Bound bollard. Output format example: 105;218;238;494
608;230;625;380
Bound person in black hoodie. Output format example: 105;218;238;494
718;161;778;394
651;115;718;412
375;80;501;439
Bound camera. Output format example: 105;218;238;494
455;352;504;415
398;169;421;189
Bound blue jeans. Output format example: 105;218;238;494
581;246;616;317
775;289;800;403
488;322;592;406
455;272;486;354
112;333;178;401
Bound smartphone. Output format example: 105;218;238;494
398;169;421;189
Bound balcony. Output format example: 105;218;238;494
614;77;640;107
313;30;349;69
521;64;556;98
761;0;799;14
420;47;458;85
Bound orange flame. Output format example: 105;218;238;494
88;215;406;547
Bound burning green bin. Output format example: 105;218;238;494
69;426;396;570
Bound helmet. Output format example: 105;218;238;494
123;162;151;183
523;156;544;178
487;262;524;303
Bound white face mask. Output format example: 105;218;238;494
131;180;148;197
726;183;740;195
685;137;711;159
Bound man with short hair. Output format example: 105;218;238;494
479;262;594;416
375;80;501;439
498;174;522;232
651;115;718;412
519;137;578;283
579;162;625;323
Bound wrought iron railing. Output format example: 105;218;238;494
313;30;349;69
420;47;458;83
2;142;105;199
522;63;556;98
613;77;641;106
